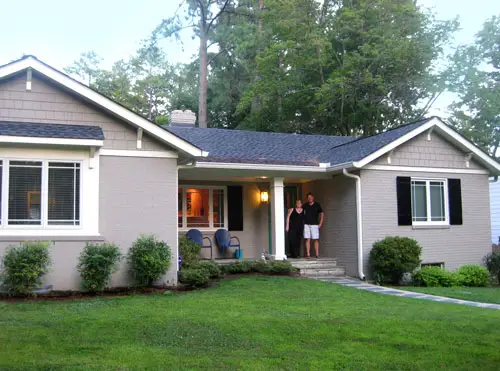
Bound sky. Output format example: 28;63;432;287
1;0;499;116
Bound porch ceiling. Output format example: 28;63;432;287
178;167;332;183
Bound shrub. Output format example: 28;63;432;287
484;252;500;283
249;260;270;273
456;264;489;287
190;260;223;279
267;261;297;275
77;243;121;293
178;268;210;288
412;266;459;287
369;237;422;284
1;241;51;295
179;237;201;268
224;261;253;274
128;235;172;287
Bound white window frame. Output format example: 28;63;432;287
178;185;229;232
0;147;99;236
411;177;449;226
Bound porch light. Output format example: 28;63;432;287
260;191;269;203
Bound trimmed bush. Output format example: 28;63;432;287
190;260;223;279
370;237;422;284
484;252;500;283
456;265;489;287
267;261;297;275
412;266;459;287
224;261;253;274
179;236;201;268
78;243;121;293
249;260;270;273
128;235;172;287
178;268;210;288
1;241;51;295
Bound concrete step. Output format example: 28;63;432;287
291;261;338;269
299;267;346;277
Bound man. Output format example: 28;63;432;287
303;192;324;258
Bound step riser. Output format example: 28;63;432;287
299;268;345;276
292;263;338;269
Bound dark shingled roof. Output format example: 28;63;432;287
166;118;434;167
166;126;356;166
0;121;104;140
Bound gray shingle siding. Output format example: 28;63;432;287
360;169;492;275
0;72;166;151
372;132;483;170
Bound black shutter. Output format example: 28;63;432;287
396;176;412;226
228;185;243;231
448;179;463;225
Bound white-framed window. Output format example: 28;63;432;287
0;147;99;236
178;186;228;230
411;178;449;226
1;159;81;228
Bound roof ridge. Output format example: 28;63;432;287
166;125;355;140
325;117;435;152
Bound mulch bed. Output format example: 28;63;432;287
0;273;300;302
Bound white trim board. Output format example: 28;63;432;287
0;135;103;147
364;165;489;175
0;56;205;158
352;117;500;174
99;149;178;159
195;161;328;173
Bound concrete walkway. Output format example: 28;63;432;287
314;277;500;310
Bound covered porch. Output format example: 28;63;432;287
177;165;359;273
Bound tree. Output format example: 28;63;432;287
447;16;500;158
64;51;102;85
155;0;235;128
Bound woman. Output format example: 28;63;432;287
286;199;305;258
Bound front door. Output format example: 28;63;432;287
284;186;298;258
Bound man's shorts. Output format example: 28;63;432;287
304;224;320;240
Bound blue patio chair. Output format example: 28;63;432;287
186;229;213;260
215;229;241;258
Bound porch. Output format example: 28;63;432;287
177;166;359;275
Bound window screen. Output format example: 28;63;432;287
213;189;225;228
48;162;80;225
8;161;42;225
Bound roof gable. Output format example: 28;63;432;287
0;56;205;157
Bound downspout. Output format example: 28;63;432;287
342;169;365;280
489;176;498;183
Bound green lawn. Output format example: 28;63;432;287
399;286;500;304
1;277;500;370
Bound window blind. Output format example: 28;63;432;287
48;162;80;225
8;161;42;225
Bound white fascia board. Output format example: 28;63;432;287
0;135;103;147
0;57;206;158
195;161;327;173
433;120;500;174
364;164;489;175
352;118;438;168
99;149;178;158
351;117;500;174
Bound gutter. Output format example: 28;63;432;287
342;169;365;280
489;176;498;183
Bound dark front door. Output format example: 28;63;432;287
284;186;298;258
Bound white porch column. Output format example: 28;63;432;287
271;177;286;260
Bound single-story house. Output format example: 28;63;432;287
0;55;499;290
490;181;500;244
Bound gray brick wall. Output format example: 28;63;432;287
360;169;492;276
302;176;358;275
0;72;166;151
100;156;179;287
372;132;483;169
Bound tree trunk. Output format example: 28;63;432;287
198;28;208;128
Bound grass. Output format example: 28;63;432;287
0;277;500;370
398;286;500;304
